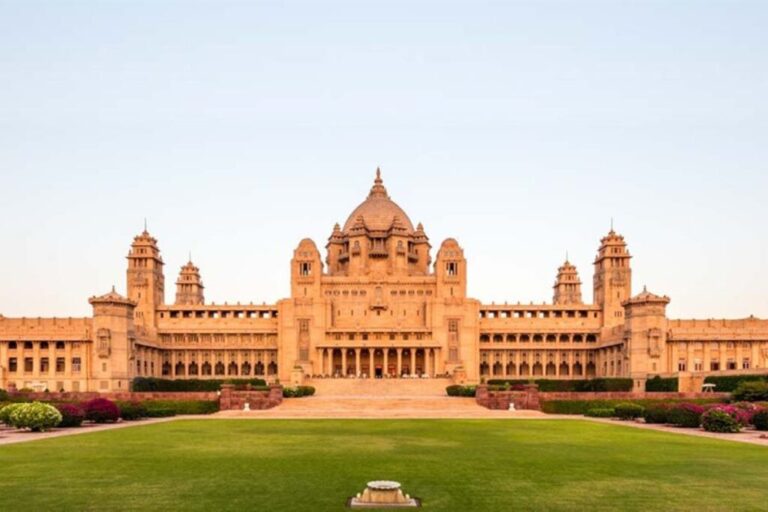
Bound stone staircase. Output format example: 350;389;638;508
304;378;451;398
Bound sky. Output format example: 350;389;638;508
0;0;766;319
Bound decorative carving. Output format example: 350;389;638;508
97;328;111;358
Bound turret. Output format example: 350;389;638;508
126;227;165;333
622;287;670;390
89;287;137;392
435;239;467;299
291;238;323;298
553;257;583;305
175;257;205;305
593;228;632;328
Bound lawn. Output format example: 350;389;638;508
1;419;767;511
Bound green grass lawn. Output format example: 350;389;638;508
1;419;767;511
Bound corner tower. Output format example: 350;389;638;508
553;258;583;305
593;228;632;328
175;258;205;305
126;228;165;332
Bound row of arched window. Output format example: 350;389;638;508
480;333;598;344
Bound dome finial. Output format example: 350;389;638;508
375;166;382;184
369;166;388;198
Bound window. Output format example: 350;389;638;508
710;361;720;372
24;357;33;372
40;341;49;350
40;357;50;372
446;262;458;276
9;357;17;372
24;341;33;350
72;357;82;373
743;358;751;370
56;357;66;372
727;359;737;371
300;262;312;277
56;341;65;350
677;359;687;372
8;341;17;350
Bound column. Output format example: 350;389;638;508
410;349;416;376
686;342;694;372
736;342;743;370
751;343;759;369
396;348;403;376
342;349;348;376
355;348;361;377
384;350;389;377
369;350;375;378
703;342;711;372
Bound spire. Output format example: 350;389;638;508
143;217;148;234
188;250;192;264
369;167;388;198
610;217;615;234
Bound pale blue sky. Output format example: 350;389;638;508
0;0;766;319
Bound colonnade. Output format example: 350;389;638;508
317;347;441;378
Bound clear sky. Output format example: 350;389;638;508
0;0;766;319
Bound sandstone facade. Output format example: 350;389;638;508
1;169;767;392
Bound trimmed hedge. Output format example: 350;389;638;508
667;403;705;428
131;378;267;392
614;403;645;420
643;404;671;424
703;374;767;393
283;386;316;398
645;376;678;392
541;398;723;415
446;385;477;397
0;389;7;402
117;401;149;421
585;408;615;418
145;408;176;418
143;400;219;415
487;378;633;392
732;381;768;402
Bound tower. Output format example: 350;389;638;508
89;287;137;392
175;258;205;305
553;258;583;305
593;228;632;328
622;287;670;390
126;228;165;332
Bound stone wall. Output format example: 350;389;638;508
8;391;218;402
218;384;283;411
476;384;541;410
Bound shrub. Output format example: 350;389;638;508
83;398;120;423
585;408;615;418
283;386;316;398
117;401;148;421
704;374;767;393
752;410;768;431
55;403;85;428
143;400;219;415
446;385;477;397
732;381;768;402
667;403;705;428
614;403;644;420
145;408;176;418
486;378;633;392
131;378;267;392
645;376;678;392
702;409;741;433
0;389;8;402
9;402;62;432
643;404;671;424
0;403;25;425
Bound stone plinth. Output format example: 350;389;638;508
349;481;420;509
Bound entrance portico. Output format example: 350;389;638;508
318;347;440;378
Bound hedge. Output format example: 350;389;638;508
541;398;724;415
283;386;316;398
703;374;767;393
143;400;219;415
585;408;615;418
487;378;633;392
446;385;477;397
645;376;678;392
753;410;768;431
732;381;768;402
131;378;267;392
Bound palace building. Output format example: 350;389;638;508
1;169;767;393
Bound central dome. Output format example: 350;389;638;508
342;169;415;233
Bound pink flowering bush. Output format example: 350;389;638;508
702;408;741;433
83;398;120;423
